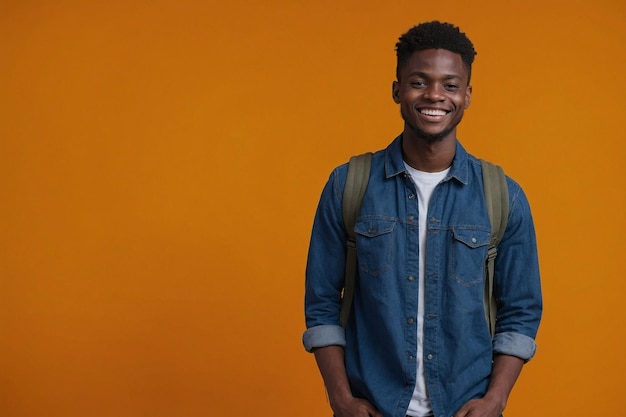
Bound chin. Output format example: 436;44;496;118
411;126;453;143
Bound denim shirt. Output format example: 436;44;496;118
303;136;542;417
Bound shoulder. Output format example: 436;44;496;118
329;148;387;186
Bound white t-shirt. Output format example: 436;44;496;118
404;163;450;417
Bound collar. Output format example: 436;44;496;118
384;134;470;185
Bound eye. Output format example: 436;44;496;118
410;80;426;88
445;84;460;91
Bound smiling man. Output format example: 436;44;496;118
303;21;542;417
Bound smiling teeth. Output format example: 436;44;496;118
420;109;447;116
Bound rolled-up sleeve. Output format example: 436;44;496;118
493;331;537;361
302;325;346;353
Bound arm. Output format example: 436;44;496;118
304;170;379;417
314;345;382;417
453;354;524;417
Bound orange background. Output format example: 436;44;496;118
1;1;625;416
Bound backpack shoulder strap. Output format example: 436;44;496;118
480;159;509;337
340;152;372;328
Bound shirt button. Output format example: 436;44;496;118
427;354;434;360
408;215;415;221
407;318;414;324
408;355;414;360
408;275;415;282
408;193;415;199
471;237;477;243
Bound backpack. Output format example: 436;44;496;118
340;153;509;337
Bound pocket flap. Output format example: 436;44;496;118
355;219;395;238
452;229;490;248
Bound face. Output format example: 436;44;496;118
392;48;472;143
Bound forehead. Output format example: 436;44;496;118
400;48;469;80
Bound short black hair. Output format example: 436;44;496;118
395;21;477;82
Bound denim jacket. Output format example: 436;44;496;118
303;136;542;417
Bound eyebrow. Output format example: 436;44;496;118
407;71;464;81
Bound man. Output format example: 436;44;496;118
303;21;542;417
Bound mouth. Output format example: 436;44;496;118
418;108;450;117
416;107;451;124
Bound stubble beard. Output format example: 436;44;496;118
409;124;454;143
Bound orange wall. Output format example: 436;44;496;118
1;1;625;416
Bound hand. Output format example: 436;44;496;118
452;397;504;417
330;395;383;417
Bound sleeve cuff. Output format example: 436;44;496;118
302;324;346;353
493;331;537;362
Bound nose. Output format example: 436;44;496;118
423;84;445;101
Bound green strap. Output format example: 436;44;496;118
480;159;509;337
340;152;372;328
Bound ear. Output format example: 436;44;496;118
392;80;400;104
464;85;472;109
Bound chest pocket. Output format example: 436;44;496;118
354;219;395;277
449;228;491;286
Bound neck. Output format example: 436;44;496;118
401;131;456;172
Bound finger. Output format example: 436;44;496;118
452;405;470;417
367;407;384;417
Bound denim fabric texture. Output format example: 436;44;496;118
303;136;542;417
